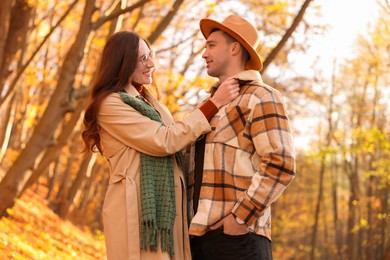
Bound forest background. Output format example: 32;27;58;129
0;0;389;259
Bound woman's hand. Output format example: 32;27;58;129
210;77;240;108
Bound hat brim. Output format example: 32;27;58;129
200;18;263;71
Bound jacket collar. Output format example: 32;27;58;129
209;70;262;92
233;70;262;82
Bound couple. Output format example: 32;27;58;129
82;15;295;260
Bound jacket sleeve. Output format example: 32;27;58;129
231;90;296;226
98;93;211;157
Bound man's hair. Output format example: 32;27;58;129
210;28;250;65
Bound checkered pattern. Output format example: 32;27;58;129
188;71;296;240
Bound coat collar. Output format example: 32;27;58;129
126;85;158;106
233;70;263;82
209;70;263;92
124;84;173;125
126;84;141;97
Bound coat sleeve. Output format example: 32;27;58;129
232;90;296;225
98;93;211;157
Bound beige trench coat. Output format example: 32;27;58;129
98;86;211;260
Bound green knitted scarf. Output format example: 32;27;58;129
119;90;183;256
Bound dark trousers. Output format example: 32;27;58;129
191;229;273;260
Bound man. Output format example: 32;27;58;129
188;15;296;260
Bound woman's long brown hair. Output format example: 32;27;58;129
82;31;141;154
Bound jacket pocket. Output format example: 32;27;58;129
213;106;252;150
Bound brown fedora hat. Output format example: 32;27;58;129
200;15;262;71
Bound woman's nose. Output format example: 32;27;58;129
147;57;154;67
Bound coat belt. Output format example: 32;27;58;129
109;172;140;260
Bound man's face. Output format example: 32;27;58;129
202;30;232;78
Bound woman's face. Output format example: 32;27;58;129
132;39;154;85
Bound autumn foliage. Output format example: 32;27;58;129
0;0;389;259
0;186;105;259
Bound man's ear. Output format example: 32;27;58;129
231;42;241;56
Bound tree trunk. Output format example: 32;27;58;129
322;200;330;260
0;0;32;95
57;149;91;219
0;0;78;107
0;0;96;217
379;186;389;260
385;244;390;260
73;152;96;214
53;147;76;217
366;173;374;260
5;93;25;155
310;62;336;260
93;165;109;230
21;98;87;193
46;157;60;201
346;163;360;260
331;158;342;259
72;156;108;230
0;95;16;163
310;158;326;260
0;0;13;83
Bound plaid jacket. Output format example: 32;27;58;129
187;70;296;240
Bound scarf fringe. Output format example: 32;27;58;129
160;228;174;256
140;221;174;256
140;221;158;251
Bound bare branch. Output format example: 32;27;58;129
262;0;314;72
155;31;198;54
91;0;151;30
147;0;185;44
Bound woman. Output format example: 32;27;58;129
82;31;239;259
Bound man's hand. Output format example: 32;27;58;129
210;77;240;108
210;214;249;235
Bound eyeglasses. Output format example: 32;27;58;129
138;52;154;65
